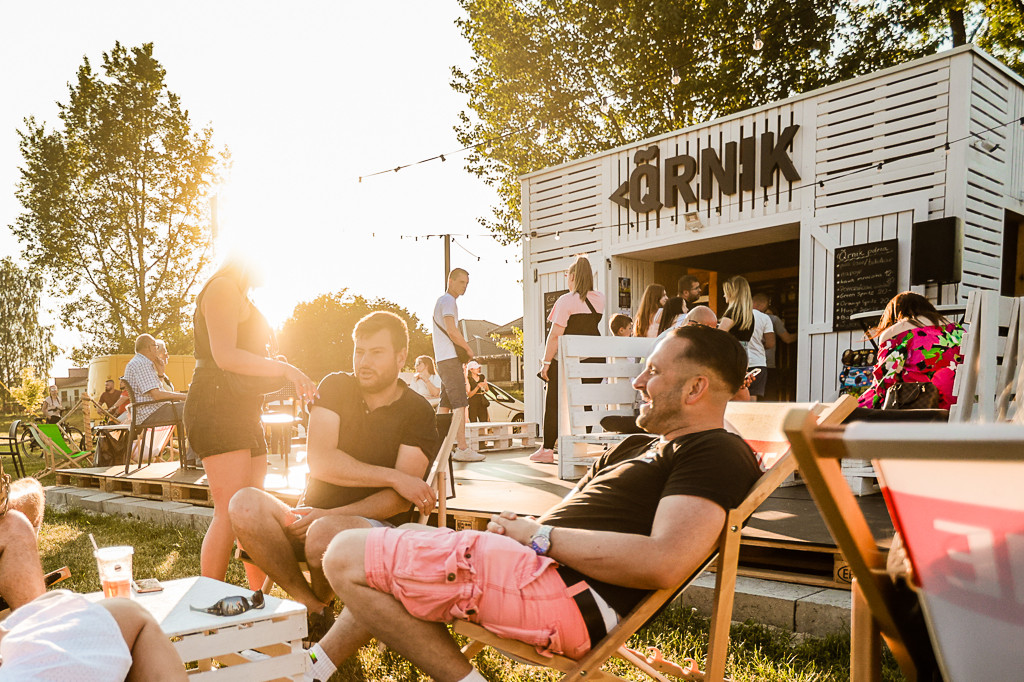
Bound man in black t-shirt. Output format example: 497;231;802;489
304;326;761;682
229;311;438;628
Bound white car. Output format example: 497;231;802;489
400;372;524;422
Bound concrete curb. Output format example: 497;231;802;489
45;485;215;532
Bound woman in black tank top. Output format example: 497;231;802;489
184;257;316;587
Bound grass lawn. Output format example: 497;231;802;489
4;415;904;681
32;506;905;681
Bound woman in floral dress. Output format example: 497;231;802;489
858;291;964;409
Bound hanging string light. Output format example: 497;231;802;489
670;68;681;86
600;96;610;114
753;31;764;51
538;121;549;138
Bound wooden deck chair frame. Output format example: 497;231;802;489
247;408;466;594
121;379;187;474
28;423;93;478
455;395;857;682
786;410;1024;681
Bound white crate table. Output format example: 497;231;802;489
88;576;307;681
465;421;537;451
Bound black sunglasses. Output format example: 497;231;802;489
190;590;265;617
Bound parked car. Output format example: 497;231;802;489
399;372;524;422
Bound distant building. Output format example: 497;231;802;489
489;317;524;384
54;367;88;407
457;318;523;385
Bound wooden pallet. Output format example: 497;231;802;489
842;458;880;496
55;468;105;490
465;421;538;451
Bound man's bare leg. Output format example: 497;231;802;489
304;515;372;602
100;598;187;682
321;529;474;682
228;487;325;613
0;511;46;611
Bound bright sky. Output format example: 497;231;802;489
0;1;524;379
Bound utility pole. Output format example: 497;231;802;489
443;233;451;289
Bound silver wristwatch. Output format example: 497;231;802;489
529;525;554;556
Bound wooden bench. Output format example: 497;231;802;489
555;335;656;480
464;421;538;451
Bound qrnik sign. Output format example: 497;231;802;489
609;125;801;213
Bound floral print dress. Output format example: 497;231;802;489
857;323;964;409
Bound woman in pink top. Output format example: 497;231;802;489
531;255;605;463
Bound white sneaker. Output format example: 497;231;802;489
452;447;485;462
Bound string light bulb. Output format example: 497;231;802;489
1020;116;1024;130
670;68;681;86
944;142;950;154
440;154;446;162
753;32;764;51
554;232;561;241
600;97;610;114
538;121;549;137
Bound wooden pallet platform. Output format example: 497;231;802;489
55;445;894;592
465;421;538;451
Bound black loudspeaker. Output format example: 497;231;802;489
910;217;962;285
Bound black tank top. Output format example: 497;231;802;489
194;276;272;364
563;294;602;336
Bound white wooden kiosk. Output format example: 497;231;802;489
521;45;1024;428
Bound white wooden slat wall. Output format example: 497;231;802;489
799;206;918;402
962;59;1013;293
813;60;949;218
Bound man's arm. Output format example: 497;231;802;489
306;407;435;509
489;494;725;590
144;388;186;401
443;316;473;357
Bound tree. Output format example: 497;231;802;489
0;258;58;411
278;291;434;383
13;42;226;364
491;326;523;358
9;367;48;418
452;0;1023;242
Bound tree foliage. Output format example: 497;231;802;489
13;42;226;364
278;291;434;383
0;258;57;410
491;326;523;358
452;0;1024;242
9;367;48;417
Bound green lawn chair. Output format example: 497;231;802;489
29;423;93;477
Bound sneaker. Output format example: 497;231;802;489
529;447;555;463
305;608;336;645
452;447;485;462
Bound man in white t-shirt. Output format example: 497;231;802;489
431;268;481;462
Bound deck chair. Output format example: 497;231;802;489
0;420;27;479
122;379;187;474
785;410;1024;681
950;291;1021;423
28;423;93;477
455;395;858;682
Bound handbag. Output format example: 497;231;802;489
433;316;471;363
882;382;940;410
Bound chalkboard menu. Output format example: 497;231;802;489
833;239;899;331
544;289;569;336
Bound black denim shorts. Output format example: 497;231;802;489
184;368;267;459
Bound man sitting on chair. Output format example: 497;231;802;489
229;312;438;637
122;334;187;425
305;325;762;682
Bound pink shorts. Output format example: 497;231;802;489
364;527;592;659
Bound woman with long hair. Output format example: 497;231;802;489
858;291;963;409
718;275;774;400
530;255;604;463
184;255;316;587
410;354;442;407
633;284;667;338
656;296;686;335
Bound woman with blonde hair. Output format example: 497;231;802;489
718;275;774;400
410;354;442;407
633;284;667;338
530;255;604;463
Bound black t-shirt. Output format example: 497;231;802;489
539;429;760;615
303;373;439;524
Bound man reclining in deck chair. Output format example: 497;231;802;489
303;325;762;682
229;312;438;638
0;475;186;681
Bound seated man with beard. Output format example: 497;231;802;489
302;325;762;682
228;312;438;643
